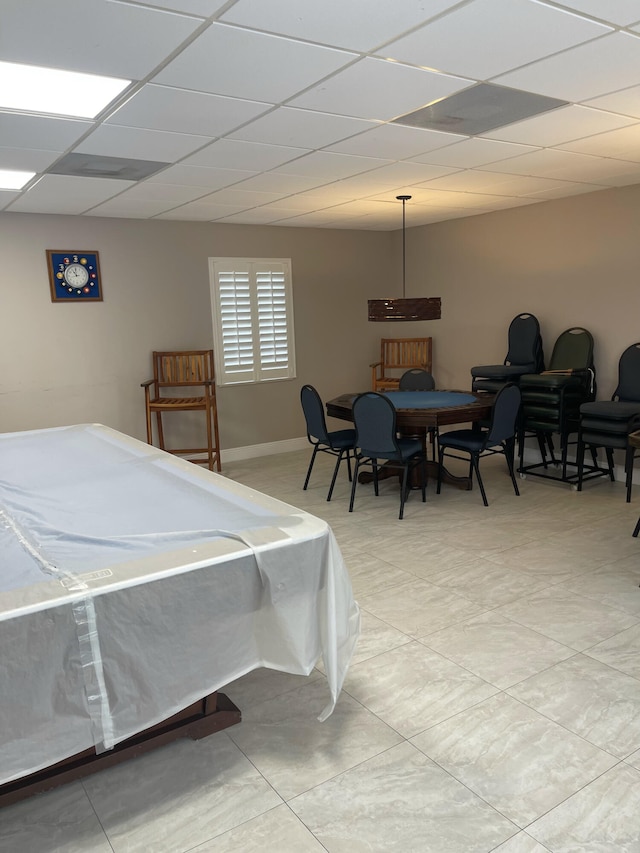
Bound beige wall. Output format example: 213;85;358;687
0;212;392;451
405;183;640;400
1;182;639;455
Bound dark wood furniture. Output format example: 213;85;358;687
370;338;433;392
327;390;494;489
0;694;240;808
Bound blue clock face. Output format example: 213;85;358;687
47;251;102;302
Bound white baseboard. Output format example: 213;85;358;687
221;436;308;463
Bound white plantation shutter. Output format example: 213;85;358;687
210;258;296;385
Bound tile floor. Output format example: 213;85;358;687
3;449;640;852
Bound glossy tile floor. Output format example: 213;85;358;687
4;449;640;853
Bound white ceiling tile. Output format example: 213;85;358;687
129;0;228;17
255;194;334;211
0;0;202;78
155;201;251;220
213;208;296;224
198;188;284;205
406;187;512;208
360;161;462;186
7;0;640;229
106;85;270;137
495;32;640;102
6;174;133;213
0;189;20;209
558;123;640;161
219;0;461;51
0;113;92;150
477;147;594;175
380;0;610;80
419;170;572;195
184;139;308;170
482;105;637;146
366;187;473;208
273;212;356;227
229;172;331;193
145;163;257;188
75;125;211;162
154;24;357;103
111;182;212;203
229;107;377;148
552;0;640;26
327;124;465;160
273;151;391;179
478;147;640;181
0;147;62;172
410;137;536;167
288;57;470;121
584;86;640;119
85;198;185;218
524;181;604;199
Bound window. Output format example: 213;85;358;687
209;258;296;386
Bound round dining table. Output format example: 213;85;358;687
325;389;495;489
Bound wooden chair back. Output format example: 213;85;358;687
153;350;215;389
371;337;432;391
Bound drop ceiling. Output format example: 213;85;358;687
2;0;640;230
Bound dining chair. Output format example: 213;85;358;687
349;392;426;520
518;327;595;484
577;342;640;500
471;312;544;393
437;383;521;506
301;384;356;501
398;368;436;391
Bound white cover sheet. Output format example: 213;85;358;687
0;424;360;786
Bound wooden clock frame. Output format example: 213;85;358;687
46;250;103;302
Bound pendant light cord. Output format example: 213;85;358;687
397;195;411;299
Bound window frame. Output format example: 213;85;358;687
209;257;296;387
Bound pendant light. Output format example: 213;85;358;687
368;195;441;322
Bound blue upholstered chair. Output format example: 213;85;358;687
437;383;522;506
349;392;426;520
471;313;544;393
301;384;356;501
577;343;640;501
399;368;436;391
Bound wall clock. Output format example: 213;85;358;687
46;250;103;302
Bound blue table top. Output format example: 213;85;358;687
383;391;478;409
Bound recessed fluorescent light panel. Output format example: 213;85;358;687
0;169;35;190
0;61;131;119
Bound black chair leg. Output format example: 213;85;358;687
399;466;408;520
633;516;640;538
576;433;586;492
626;444;635;503
348;458;360;512
346;450;353;483
505;439;520;497
327;451;343;501
437;444;444;494
471;453;488;506
605;447;616;483
536;432;549;468
303;446;319;490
